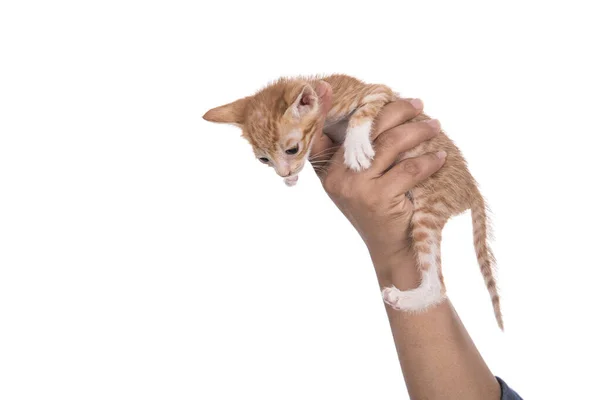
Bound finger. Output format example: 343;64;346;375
369;119;441;175
370;99;424;141
379;151;447;193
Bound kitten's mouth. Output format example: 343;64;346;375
284;175;299;187
282;162;306;186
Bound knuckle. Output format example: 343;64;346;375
375;127;407;155
402;159;420;175
376;133;395;152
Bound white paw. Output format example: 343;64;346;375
344;126;375;171
381;285;446;312
284;175;298;186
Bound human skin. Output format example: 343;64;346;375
309;82;501;400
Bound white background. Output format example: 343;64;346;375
1;1;599;399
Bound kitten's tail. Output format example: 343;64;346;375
471;193;504;330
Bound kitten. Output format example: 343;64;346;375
203;74;503;330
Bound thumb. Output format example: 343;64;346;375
310;81;335;161
316;80;333;118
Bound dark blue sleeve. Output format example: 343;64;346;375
497;377;523;400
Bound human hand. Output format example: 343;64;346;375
310;84;445;279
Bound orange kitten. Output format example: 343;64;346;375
203;74;503;330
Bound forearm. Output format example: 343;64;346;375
372;250;501;400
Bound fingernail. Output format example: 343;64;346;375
426;119;441;130
410;98;423;109
436;150;447;159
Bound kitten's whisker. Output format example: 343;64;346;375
311;162;337;177
310;162;334;170
311;159;341;167
309;147;339;160
310;147;336;157
309;156;339;165
310;149;336;158
311;163;328;170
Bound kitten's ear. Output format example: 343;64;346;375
285;84;318;120
203;97;250;125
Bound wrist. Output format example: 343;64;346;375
368;245;421;291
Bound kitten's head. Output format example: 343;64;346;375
203;79;321;185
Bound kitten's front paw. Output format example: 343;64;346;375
284;176;298;186
344;134;375;171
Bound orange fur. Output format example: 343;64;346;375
203;74;503;330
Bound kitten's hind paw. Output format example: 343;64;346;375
381;285;446;312
343;134;375;171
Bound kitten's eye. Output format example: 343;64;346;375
258;157;270;164
285;145;299;155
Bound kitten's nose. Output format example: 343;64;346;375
281;164;302;177
278;168;292;177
